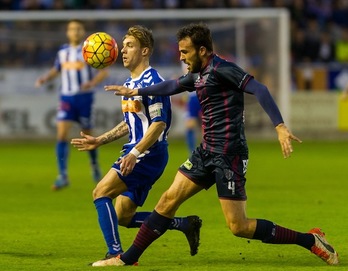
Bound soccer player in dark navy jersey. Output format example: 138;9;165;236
104;23;339;266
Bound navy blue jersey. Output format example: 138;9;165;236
178;54;252;155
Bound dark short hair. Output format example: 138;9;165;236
176;23;213;52
124;25;154;55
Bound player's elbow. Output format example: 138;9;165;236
157;121;166;131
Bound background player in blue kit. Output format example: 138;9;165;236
71;25;201;266
35;19;109;190
185;91;201;153
180;63;202;154
106;23;339;267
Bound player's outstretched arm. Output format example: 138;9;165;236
71;121;129;151
275;123;302;158
105;79;187;97
81;69;110;91
104;85;139;97
71;131;100;151
35;67;59;88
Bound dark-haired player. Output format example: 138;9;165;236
105;23;339;266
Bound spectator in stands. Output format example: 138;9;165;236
317;30;336;63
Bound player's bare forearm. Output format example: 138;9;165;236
35;67;59;87
275;123;302;158
133;121;166;153
97;121;129;145
118;121;166;176
91;69;110;86
82;69;110;90
104;85;138;97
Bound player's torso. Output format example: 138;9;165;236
194;56;247;155
57;44;94;96
122;67;171;148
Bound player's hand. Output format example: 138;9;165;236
341;91;348;101
81;81;95;91
104;85;138;97
71;131;100;151
116;153;137;176
35;77;45;88
275;123;302;158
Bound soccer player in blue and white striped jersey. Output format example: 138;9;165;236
35;20;109;190
71;25;201;266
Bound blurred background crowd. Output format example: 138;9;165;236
1;0;348;91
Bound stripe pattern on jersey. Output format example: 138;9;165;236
55;43;95;96
122;67;171;148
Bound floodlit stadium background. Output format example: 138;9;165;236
1;1;348;141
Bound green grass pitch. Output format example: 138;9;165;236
0;139;347;271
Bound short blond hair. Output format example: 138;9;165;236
124;25;154;55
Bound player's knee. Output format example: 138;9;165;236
92;183;109;200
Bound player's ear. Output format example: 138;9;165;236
142;47;149;56
199;46;207;56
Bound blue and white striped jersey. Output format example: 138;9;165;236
54;43;95;96
122;66;171;149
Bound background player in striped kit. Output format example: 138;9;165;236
71;25;201;266
35;19;109;190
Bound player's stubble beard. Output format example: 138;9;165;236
189;51;203;73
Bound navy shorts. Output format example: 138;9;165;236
179;145;248;200
57;92;94;129
112;144;168;206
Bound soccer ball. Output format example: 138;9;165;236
82;32;118;69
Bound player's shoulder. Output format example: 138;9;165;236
142;67;165;84
212;54;238;69
212;54;247;76
58;43;70;51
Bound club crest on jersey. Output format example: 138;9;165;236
224;169;234;180
182;159;193;170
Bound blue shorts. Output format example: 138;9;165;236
112;143;169;206
186;93;201;119
57;92;94;129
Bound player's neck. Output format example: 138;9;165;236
69;41;81;47
130;61;150;79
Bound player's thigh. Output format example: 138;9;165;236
155;171;203;217
56;120;73;140
115;195;137;226
93;169;128;200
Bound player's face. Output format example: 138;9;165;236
121;35;144;71
66;22;85;45
178;37;203;73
